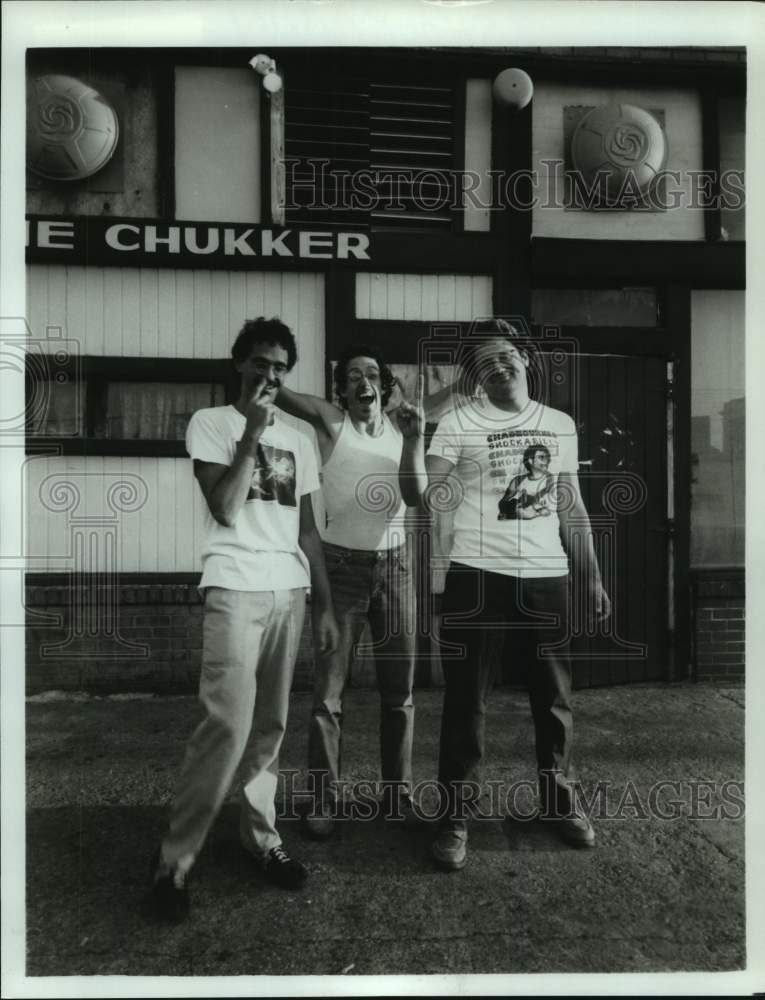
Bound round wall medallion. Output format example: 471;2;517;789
27;74;119;181
570;103;666;200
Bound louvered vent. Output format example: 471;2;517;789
284;75;456;230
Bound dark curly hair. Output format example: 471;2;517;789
457;318;534;394
231;317;298;370
522;444;551;472
333;344;396;410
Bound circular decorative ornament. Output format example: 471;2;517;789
493;68;534;111
570;103;666;201
27;74;119;181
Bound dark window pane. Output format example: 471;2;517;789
27;380;83;436
719;95;745;241
97;382;225;440
691;290;745;567
531;287;658;327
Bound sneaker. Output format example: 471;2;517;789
429;827;468;871
554;812;596;848
261;845;308;889
300;805;334;840
150;849;190;922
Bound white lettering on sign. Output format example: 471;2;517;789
38;220;75;249
223;229;257;255
28;220;372;261
299;231;334;259
184;227;220;254
337;232;371;260
105;224;141;251
145;226;181;254
261;230;292;256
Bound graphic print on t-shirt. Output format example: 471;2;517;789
493;440;557;521
244;443;297;507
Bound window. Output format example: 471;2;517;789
26;357;235;455
531;287;659;327
690;290;744;567
718;95;745;241
284;69;457;230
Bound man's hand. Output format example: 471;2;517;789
394;373;425;440
588;581;612;625
244;376;276;439
313;606;339;656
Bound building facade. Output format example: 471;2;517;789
24;45;746;692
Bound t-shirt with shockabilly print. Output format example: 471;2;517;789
186;405;320;592
427;397;579;578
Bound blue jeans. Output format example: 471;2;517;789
308;541;416;804
438;564;576;828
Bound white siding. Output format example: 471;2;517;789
26;266;326;572
27;266;325;374
355;273;492;321
532;83;704;241
25;455;204;573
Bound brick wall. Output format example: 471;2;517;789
25;580;316;695
692;574;745;682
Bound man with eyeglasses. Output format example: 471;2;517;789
276;344;422;835
398;318;611;871
150;317;338;920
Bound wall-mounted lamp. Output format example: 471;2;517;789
249;53;286;225
492;68;533;112
249;53;283;95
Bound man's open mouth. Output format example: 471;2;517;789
357;389;376;403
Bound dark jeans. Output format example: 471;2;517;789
308;541;416;805
438;563;576;828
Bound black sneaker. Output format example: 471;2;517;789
150;849;190;922
261;845;308;889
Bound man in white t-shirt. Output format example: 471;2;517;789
276;344;421;835
150;317;338;921
399;318;611;871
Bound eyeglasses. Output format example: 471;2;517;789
250;358;289;377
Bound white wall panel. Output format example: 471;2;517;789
28;266;325;374
25;266;326;572
25;455;205;573
532;82;704;241
355;273;492;321
174;67;261;225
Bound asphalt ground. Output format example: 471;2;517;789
18;682;749;988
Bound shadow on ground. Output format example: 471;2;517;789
25;684;745;976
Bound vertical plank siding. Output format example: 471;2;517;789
355;273;492;321
26;266;325;572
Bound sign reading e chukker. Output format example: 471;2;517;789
26;216;371;268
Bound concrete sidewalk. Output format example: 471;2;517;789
24;683;745;977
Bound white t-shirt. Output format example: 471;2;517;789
186;405;320;591
427;398;579;578
321;412;407;551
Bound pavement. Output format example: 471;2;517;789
21;682;746;981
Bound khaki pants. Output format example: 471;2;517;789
161;587;306;874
